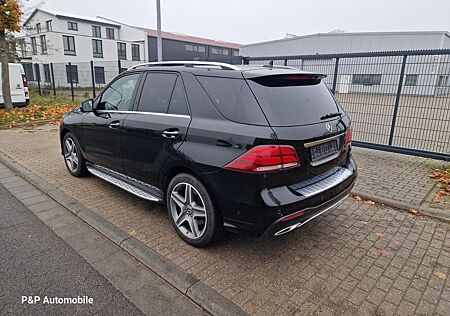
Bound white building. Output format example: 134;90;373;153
19;9;147;86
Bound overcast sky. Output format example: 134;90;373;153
27;0;450;44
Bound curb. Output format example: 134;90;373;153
0;119;55;129
352;189;450;222
0;152;247;316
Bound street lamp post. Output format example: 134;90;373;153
156;0;163;61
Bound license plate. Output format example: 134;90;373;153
310;140;339;162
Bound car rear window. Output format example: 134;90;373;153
247;75;341;126
196;76;268;125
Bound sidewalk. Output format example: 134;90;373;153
0;125;449;316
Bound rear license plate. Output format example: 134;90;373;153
310;140;339;162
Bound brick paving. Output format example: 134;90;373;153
0;126;449;315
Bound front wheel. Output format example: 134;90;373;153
167;173;222;247
62;132;88;177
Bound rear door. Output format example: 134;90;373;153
122;72;191;186
245;73;351;183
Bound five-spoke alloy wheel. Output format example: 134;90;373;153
167;173;222;247
62;132;87;177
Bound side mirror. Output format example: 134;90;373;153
80;99;93;112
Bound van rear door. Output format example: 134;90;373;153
0;63;27;106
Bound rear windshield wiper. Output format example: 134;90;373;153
320;112;342;120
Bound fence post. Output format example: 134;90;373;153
68;62;74;101
388;55;408;146
50;63;56;96
90;61;96;99
118;59;122;74
284;59;288;66
34;63;41;96
331;57;340;94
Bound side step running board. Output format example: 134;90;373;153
86;164;162;202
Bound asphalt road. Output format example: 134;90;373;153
0;183;143;315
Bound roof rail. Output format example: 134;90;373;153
128;61;241;71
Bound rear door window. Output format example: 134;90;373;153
167;77;189;116
247;76;341;126
138;73;178;113
196;76;268;125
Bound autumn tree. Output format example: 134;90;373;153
0;0;22;109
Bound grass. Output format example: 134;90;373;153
0;94;78;128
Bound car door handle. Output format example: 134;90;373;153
109;121;121;129
162;129;179;139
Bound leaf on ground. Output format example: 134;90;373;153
409;208;420;216
378;248;390;257
375;232;385;238
433;271;447;280
354;195;362;201
294;256;301;262
363;200;376;205
360;221;368;225
129;230;137;237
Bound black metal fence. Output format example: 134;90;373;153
244;50;450;161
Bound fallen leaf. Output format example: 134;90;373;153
433;271;447;280
354;195;362;201
294;256;301;262
129;230;137;237
364;200;376;205
375;232;385;238
360;221;368;225
409;208;421;216
378;248;390;257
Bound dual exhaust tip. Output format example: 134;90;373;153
274;221;304;236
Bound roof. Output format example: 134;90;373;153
23;8;121;27
139;27;240;49
242;31;450;48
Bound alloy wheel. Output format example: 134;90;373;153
169;182;208;239
64;138;79;173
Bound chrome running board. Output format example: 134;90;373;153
86;164;162;202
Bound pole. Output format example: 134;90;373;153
118;59;122;74
388;55;407;146
35;63;41;96
68;62;74;101
331;57;340;95
156;0;163;61
50;63;56;96
90;61;96;99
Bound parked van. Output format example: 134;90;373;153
0;63;29;108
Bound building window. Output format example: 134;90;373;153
94;66;105;84
185;44;206;53
352;74;382;86
117;42;127;60
106;28;115;39
40;35;47;54
67;21;78;31
437;75;449;87
92;39;103;58
198;46;206;53
131;44;140;61
221;49;229;56
20;40;27;57
211;47;230;55
31;37;37;55
36;23;41;34
63;35;76;55
232;50;239;56
185;44;194;51
43;64;51;83
92;25;101;38
404;75;418;86
66;65;78;83
211;47;219;55
46;20;52;32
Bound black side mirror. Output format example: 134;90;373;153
80;99;93;112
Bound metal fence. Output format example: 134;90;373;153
244;50;450;161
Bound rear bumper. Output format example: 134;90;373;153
261;177;355;238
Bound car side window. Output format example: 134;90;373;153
138;73;178;113
99;74;139;111
167;77;189;115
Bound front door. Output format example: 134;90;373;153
83;73;141;173
122;72;191;186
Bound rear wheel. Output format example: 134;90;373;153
167;173;222;247
63;132;88;177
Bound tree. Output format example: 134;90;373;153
0;0;22;109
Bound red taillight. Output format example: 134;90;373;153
345;127;352;147
224;145;300;173
22;74;28;87
281;210;304;222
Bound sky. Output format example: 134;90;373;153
25;0;450;45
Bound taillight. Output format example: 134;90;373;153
345;126;352;147
22;74;28;87
224;145;300;173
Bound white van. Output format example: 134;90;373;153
0;63;29;108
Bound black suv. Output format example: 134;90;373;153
60;61;357;247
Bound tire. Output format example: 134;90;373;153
166;173;222;247
62;132;88;177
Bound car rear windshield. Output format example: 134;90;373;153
196;76;268;125
247;75;341;126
